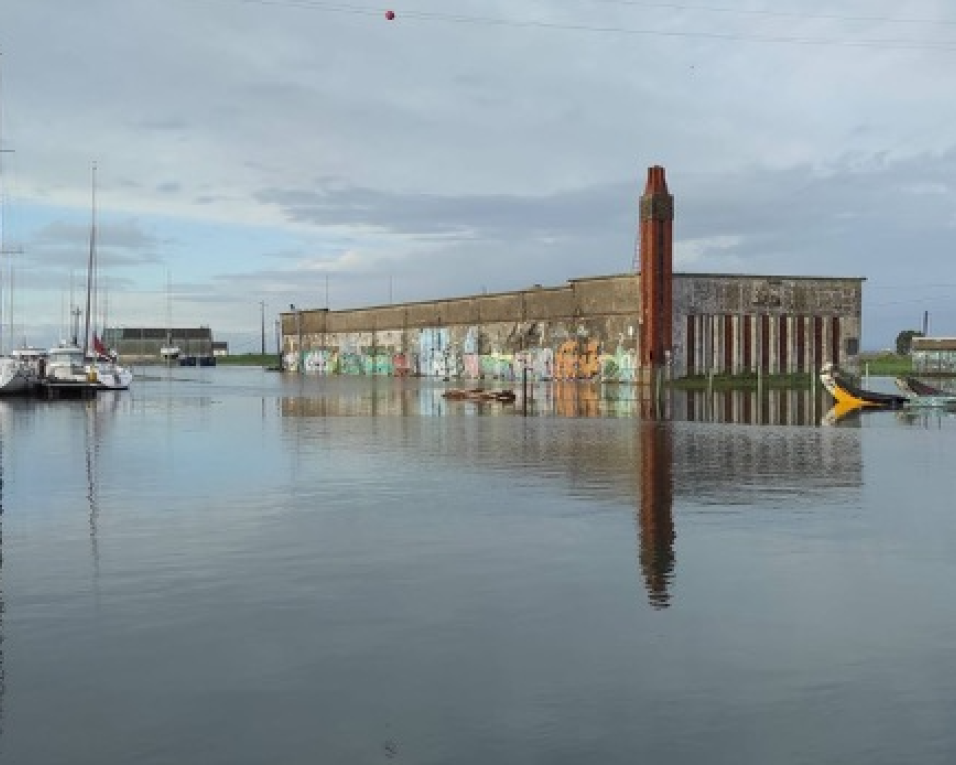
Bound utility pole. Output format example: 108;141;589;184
259;300;266;355
274;318;281;370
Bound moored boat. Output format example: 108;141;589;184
442;387;516;403
90;335;132;390
42;343;95;384
896;376;949;398
0;356;30;395
819;363;908;409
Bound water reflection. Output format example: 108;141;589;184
637;421;675;609
279;378;833;425
822;402;956;428
85;400;102;600
0;404;7;739
277;379;863;608
678;387;831;426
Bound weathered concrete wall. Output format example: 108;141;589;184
282;276;643;381
674;274;864;376
280;272;863;380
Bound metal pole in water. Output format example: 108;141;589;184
521;364;528;416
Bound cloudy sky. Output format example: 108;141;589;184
2;0;955;352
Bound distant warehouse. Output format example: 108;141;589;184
912;337;956;374
103;327;225;361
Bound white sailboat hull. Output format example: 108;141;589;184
92;362;133;390
0;357;30;395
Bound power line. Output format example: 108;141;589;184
569;0;956;29
181;0;956;52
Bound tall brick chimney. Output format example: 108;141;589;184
639;166;674;370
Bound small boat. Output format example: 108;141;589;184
37;342;131;393
0;356;31;395
896;376;949;397
442;387;516;403
893;376;956;408
819;363;908;409
90;357;133;390
42;343;95;384
1;347;48;395
90;335;133;390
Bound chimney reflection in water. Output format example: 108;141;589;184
637;420;676;609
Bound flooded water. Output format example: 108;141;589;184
2;368;956;764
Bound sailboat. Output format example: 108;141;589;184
42;164;132;390
0;65;32;395
84;165;132;390
160;270;180;361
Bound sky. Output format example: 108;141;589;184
1;0;956;353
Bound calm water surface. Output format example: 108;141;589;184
2;368;955;764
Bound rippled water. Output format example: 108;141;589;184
2;368;956;764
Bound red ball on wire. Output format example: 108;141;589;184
385;10;395;21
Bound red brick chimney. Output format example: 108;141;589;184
639;166;674;370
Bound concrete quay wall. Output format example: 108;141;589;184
282;275;643;382
279;273;863;381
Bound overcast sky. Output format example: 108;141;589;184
2;0;955;352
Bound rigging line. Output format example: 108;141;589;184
562;0;956;29
178;0;956;52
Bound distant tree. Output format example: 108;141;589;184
896;329;923;355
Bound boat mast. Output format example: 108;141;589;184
166;268;172;348
82;162;97;358
0;60;12;355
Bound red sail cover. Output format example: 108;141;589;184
93;334;109;358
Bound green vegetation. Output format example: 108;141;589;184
671;354;913;388
858;352;912;376
217;353;282;367
895;329;923;355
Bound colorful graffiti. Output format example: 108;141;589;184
554;339;601;380
418;327;462;378
303;349;335;374
283;323;648;383
601;345;639;382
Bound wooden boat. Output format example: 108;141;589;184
896;376;948;397
893;376;956;408
819;363;908;409
442;387;516;403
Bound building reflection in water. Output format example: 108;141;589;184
279;382;833;425
678;387;831;426
277;378;862;609
637;420;676;609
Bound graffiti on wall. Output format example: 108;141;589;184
601;344;639;382
554;339;601;380
418;327;462;378
283;322;646;383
